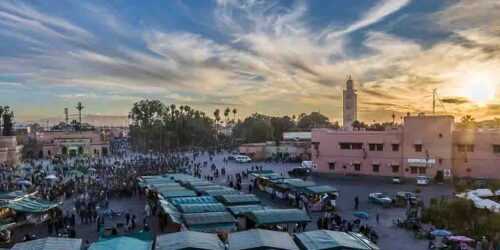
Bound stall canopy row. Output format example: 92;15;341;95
10;237;82;250
154;229;379;250
244;209;311;226
88;236;152;250
0;196;59;213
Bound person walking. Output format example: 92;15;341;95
354;196;359;210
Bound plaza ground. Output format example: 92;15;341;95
5;153;454;250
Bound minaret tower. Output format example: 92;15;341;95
343;75;357;128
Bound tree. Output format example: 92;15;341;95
1;106;14;136
270;116;295;145
232;113;273;143
76;102;84;125
224;107;231;125
459;115;476;129
297;112;332;130
232;108;237;122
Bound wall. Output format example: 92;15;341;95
0;136;22;166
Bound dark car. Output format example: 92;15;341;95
288;167;312;177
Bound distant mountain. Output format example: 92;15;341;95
20;114;129;127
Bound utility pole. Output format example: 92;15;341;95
432;89;437;115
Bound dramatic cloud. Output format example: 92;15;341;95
0;0;499;122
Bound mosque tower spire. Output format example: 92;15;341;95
343;75;358;128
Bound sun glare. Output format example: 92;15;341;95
459;71;497;105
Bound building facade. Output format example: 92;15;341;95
312;115;500;179
34;130;110;158
343;76;357;128
0;136;22;166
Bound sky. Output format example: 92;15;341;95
0;0;499;124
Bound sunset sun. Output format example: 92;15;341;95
459;72;497;105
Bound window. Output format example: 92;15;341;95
392;165;400;173
328;162;335;170
414;144;423;152
410;167;418;174
339;143;363;150
419;167;426;174
372;164;380;173
369;144;384;151
494;145;500;154
392;144;400;152
353;163;361;171
457;144;474;152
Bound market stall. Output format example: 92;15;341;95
182;211;236;233
243;209;311;231
11;237;82;250
218;194;261;206
89;235;152;250
156;231;225;250
228;229;299;250
294;230;379;250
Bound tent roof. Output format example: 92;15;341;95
183;212;236;226
228;229;299;250
294;230;379;250
156;231;225;250
302;185;338;195
0;191;25;200
282;179;316;189
159;190;197;199
244;209;311;226
218;194;261;206
191;185;227;193
89;236;152;250
1;196;59;213
159;200;182;224
227;205;265;216
11;237;82;250
177;203;227;214
203;189;240;196
169;196;218;205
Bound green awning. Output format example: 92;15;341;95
156;231;225;250
227;205;265;216
89;236;152;250
191;185;227;193
218;194;261;206
0;191;26;200
159;190;197;199
178;203;226;214
294;230;380;250
203;189;240;196
282;179;316;189
169;196;218;205
183;212;236;232
301;185;338;195
1;197;59;213
11;237;82;250
228;229;299;250
244;209;311;226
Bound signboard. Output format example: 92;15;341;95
407;158;436;167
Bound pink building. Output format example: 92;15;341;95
35;130;110;158
312;115;500;179
0;136;22;166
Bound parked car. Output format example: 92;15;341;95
393;192;418;207
234;155;252;163
288;167;312;178
369;193;393;207
392;176;402;184
416;176;430;185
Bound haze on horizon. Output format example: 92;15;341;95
0;0;499;123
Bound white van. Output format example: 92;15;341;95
235;155;252;163
301;160;317;169
416;176;430;185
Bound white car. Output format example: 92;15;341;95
416;176;430;185
234;155;252;163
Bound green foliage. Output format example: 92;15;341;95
422;198;500;240
128;100;216;152
232;113;274;143
0;106;14;136
297;112;333;130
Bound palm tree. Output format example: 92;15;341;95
232;108;237;122
224;107;230;124
213;109;221;130
76;102;84;125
